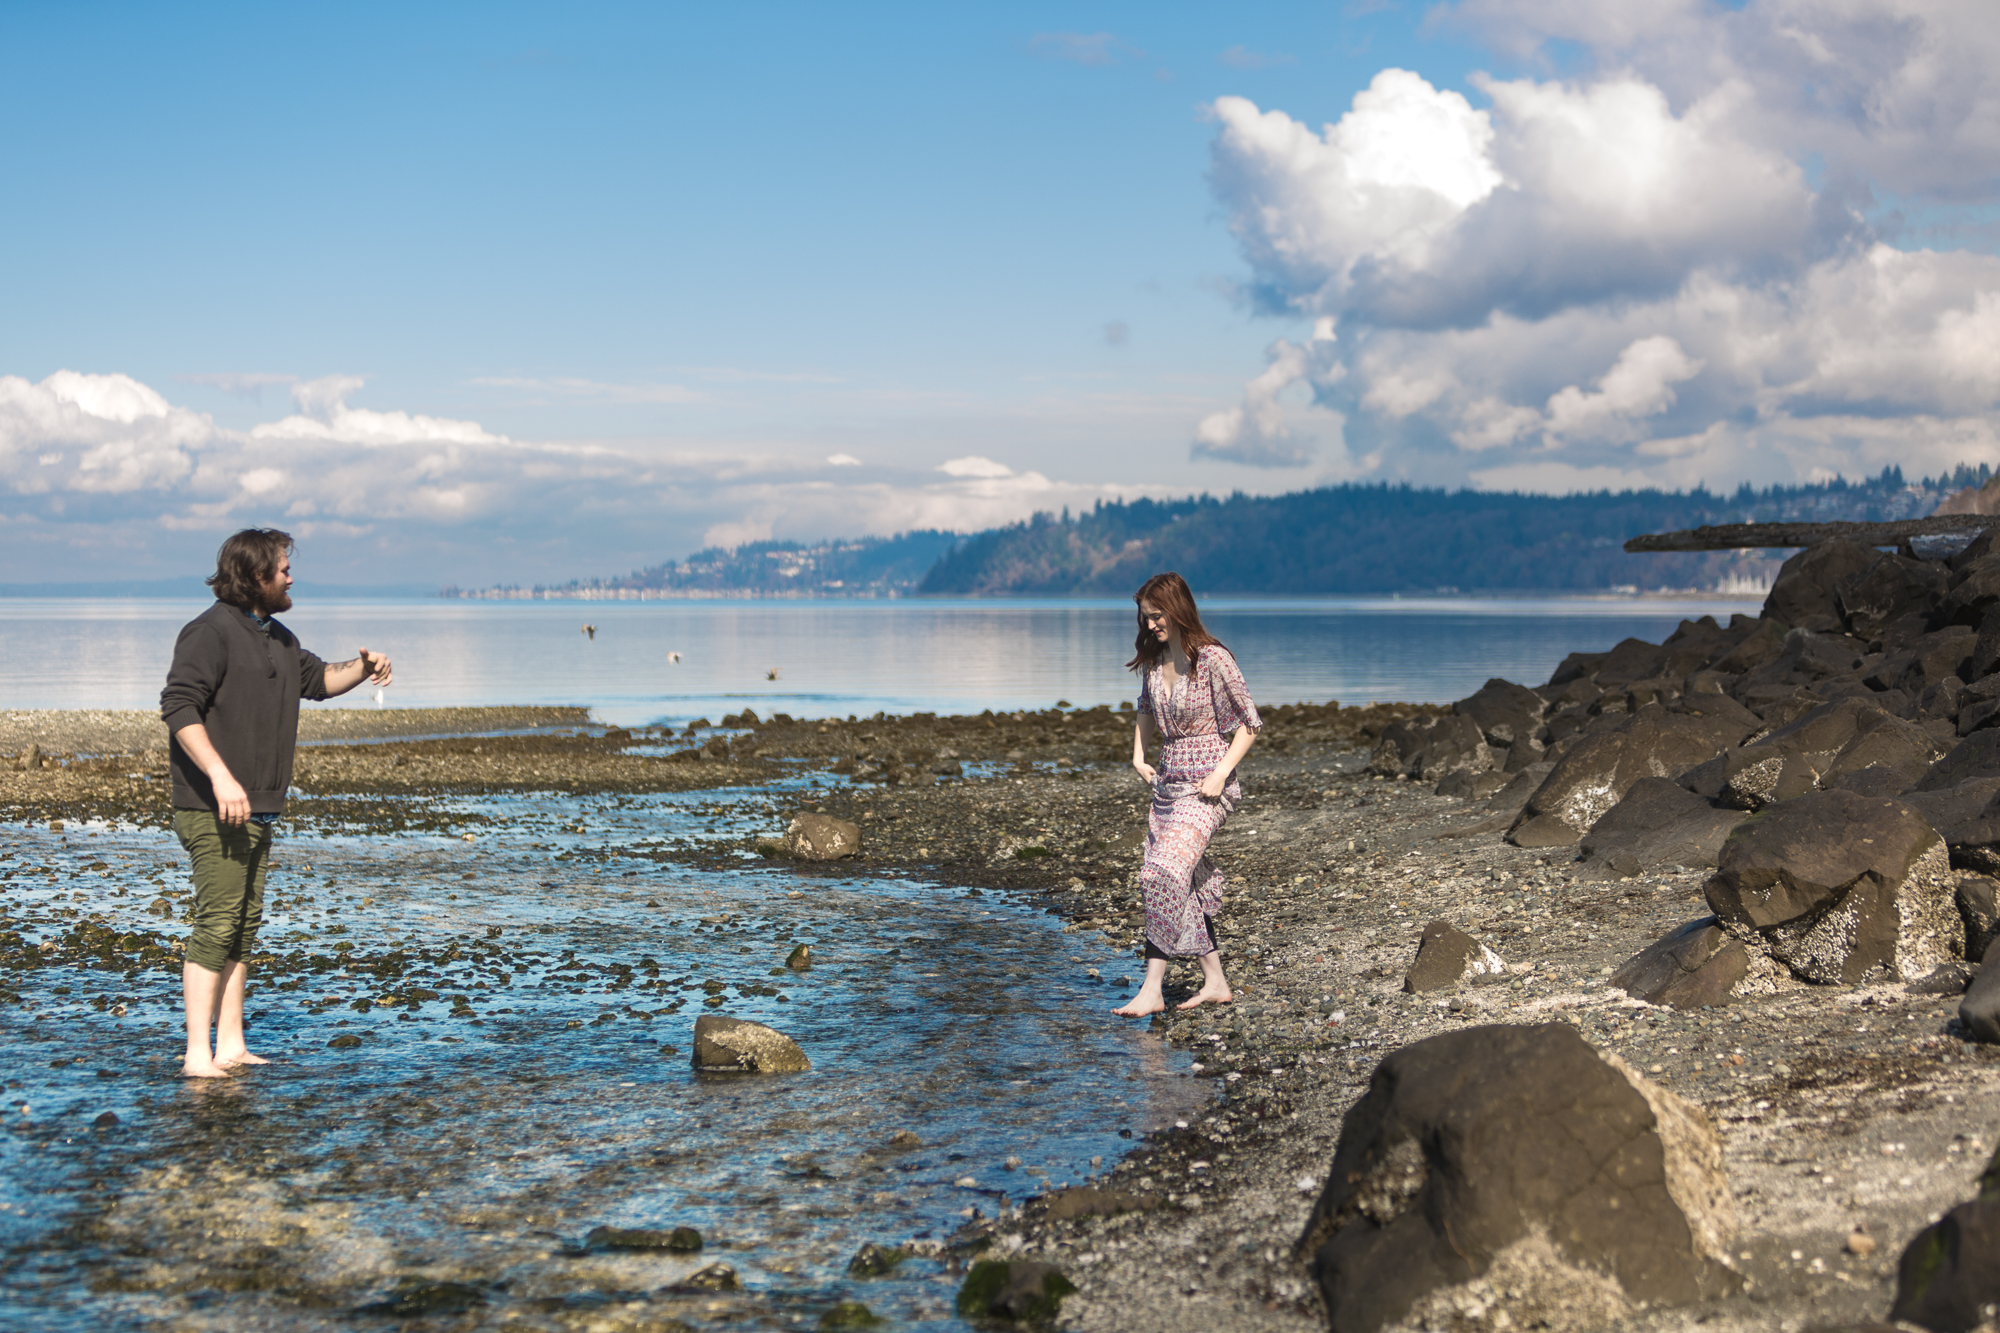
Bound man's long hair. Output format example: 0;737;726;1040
1127;571;1223;672
207;528;293;610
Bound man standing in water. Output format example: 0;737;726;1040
161;529;393;1078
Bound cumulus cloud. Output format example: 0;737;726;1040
826;453;862;466
1196;2;2000;491
937;455;1016;479
253;376;506;447
1191;335;1330;467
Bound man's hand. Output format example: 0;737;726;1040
174;724;250;824
323;647;395;697
212;774;252;825
357;647;393;686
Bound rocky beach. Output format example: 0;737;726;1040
8;543;2000;1333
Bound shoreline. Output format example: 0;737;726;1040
2;703;1994;1329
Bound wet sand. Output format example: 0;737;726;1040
4;704;1998;1330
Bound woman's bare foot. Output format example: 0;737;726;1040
217;1050;269;1067
181;1058;234;1079
1176;983;1233;1010
1112;990;1167;1017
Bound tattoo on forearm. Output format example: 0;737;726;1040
330;658;360;671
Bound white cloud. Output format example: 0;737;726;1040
702;518;772;551
1198;4;2000;494
1191;337;1324;467
937;455;1015;478
826;453;862;466
253;376;506;447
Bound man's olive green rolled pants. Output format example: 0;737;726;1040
173;810;270;973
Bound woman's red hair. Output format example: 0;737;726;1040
1127;571;1223;672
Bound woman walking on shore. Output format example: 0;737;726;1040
1113;572;1260;1017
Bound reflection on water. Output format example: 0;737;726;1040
0;783;1200;1330
0;594;1757;725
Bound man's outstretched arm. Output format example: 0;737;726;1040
321;648;394;698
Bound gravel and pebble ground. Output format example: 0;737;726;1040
4;702;1997;1331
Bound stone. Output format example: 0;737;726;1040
1704;791;1963;985
1577;778;1747;880
1294;1024;1738;1333
692;1014;811;1073
1607;918;1748;1009
1680;697;1940;811
776;813;861;860
1906;961;1975;996
846;1243;906;1278
1372;712;1493;781
328;1033;363;1049
1040;1186;1160;1220
1455;678;1547;748
1508;814;1582;849
585;1225;701;1252
1763;540;1881;632
1839;551;1949;642
1889;1146;2000;1330
956;1260;1077;1323
1958;875;2000;959
1915;730;2000;791
1402;921;1506;992
1434;769;1511;801
1960;938;2000;1043
17;744;41;771
1510;708;1754;841
671;1263;741;1293
785;943;813;971
356;1280;486;1317
1941;552;2000;627
819;1302;885;1329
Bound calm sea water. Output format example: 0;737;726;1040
0;595;1757;725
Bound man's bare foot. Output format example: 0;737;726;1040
217;1050;269;1067
1112;992;1167;1017
181;1059;233;1079
1176;984;1233;1010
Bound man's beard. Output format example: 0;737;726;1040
263;587;293;614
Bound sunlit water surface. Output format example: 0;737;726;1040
0;779;1204;1330
0;594;1757;726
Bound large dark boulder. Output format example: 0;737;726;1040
1837;550;1948;643
1578;778;1747;880
1762;540;1881;632
1961;938;2000;1043
1898;778;2000;841
1735;629;1872;697
1455;678;1547;749
1888;1143;2000;1328
1915;730;2000;792
1940;552;2000;628
1608;918;1749;1009
1295;1024;1739;1333
1709;619;1788;676
1372;712;1493;781
1510;708;1757;843
1704;791;1962;985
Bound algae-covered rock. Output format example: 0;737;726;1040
692;1014;811;1073
956;1259;1076;1323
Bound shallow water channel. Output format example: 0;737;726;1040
0;782;1206;1331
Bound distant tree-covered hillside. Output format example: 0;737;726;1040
447;530;958;599
917;467;1985;596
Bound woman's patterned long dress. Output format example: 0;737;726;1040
1136;644;1262;958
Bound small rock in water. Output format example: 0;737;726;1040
671;1262;740;1293
887;1130;922;1150
786;944;813;971
846;1242;906;1278
92;1111;119;1129
585;1224;702;1252
775;813;862;861
356;1279;486;1316
691;1014;811;1073
328;1034;363;1049
819;1301;885;1329
957;1260;1077;1323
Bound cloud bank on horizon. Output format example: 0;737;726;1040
1196;0;2000;495
0;370;1137;581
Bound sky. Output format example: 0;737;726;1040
5;1;2000;588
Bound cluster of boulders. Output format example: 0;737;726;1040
1399;537;2000;1011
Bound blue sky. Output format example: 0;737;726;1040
5;1;2000;587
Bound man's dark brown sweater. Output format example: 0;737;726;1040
160;601;331;813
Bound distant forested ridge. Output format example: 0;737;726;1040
444;530;958;599
917;466;1988;597
442;465;1993;599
